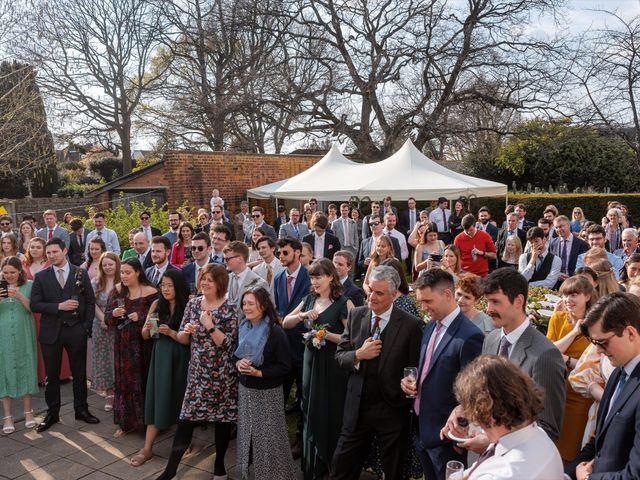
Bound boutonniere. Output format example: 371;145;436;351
74;270;84;293
328;244;334;250
302;324;330;349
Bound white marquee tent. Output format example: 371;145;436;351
247;140;507;201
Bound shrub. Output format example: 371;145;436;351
89;157;123;182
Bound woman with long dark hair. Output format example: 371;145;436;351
80;236;107;280
170;221;195;267
156;263;238;480
236;287;296;480
104;257;158;437
131;270;190;467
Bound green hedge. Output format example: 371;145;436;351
467;193;640;225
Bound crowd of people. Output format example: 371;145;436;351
1;193;640;480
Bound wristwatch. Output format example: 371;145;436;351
208;326;217;334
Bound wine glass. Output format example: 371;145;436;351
403;367;418;398
446;460;464;480
71;294;79;317
116;298;126;319
304;316;313;330
148;312;160;338
242;344;252;361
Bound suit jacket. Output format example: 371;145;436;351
30;264;96;344
36;224;70;249
548;234;589;276
416;312;484;448
302;232;342;260
274;215;289;233
521;219;536;232
336;305;423;432
274;266;312;366
178;260;211;287
400;209;419;235
476;222;499;243
496;227;527;257
136;251;155;271
278;221;310;240
331;217;360;252
244;222;277;243
68;229;91;266
483;326;566;441
145;263;178;287
342;278;364;307
566;363;640;480
227;268;269;309
356;235;402;270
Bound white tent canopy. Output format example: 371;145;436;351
247;140;507;201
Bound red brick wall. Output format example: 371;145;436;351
162;151;321;216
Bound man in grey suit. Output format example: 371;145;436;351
223;241;269;309
36;209;70;248
279;208;310;240
442;268;566;452
332;203;359;262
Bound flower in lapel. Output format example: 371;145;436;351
328;244;334;250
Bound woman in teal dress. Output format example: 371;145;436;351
283;258;354;479
0;256;38;434
130;269;190;467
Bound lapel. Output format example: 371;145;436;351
426;314;462;377
509;325;533;367
360;309;374;349
290;267;308;304
599;366;640;438
378;307;402;372
483;329;501;355
417;321;435;378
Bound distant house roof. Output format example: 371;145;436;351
88;160;164;196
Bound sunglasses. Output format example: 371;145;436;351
0;223;10;226
369;221;381;226
252;214;261;218
191;245;207;252
140;216;150;220
213;211;222;214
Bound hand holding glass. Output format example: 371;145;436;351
403;367;418;398
148;313;159;338
446;460;464;480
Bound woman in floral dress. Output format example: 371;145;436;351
156;263;238;480
105;257;158;437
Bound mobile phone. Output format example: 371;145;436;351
0;280;8;297
430;254;442;262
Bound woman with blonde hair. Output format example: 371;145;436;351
589;258;620;297
363;235;394;295
570;207;587;233
498;235;522;269
440;244;468;282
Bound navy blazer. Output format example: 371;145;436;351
180;259;213;286
342;278;364;307
416;312;484;449
566;363;640;479
274;266;311;366
548;234;589;277
30;264;96;344
145;263;179;287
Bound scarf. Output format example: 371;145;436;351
234;316;270;367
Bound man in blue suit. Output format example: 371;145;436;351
566;292;640;480
181;232;213;289
275;237;311;456
402;269;483;480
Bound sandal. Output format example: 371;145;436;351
3;415;15;434
24;410;36;428
113;428;126;438
104;395;114;412
130;449;153;467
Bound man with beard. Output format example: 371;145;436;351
145;236;178;287
163;211;183;246
441;268;566;454
475;207;498;243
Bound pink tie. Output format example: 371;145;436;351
287;275;294;301
414;321;443;415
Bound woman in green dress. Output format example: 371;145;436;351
283;258;354;479
0;256;38;434
130;269;190;467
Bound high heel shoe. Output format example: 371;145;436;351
24;410;36;429
3;415;15;434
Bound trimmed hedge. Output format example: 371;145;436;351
467;193;640;225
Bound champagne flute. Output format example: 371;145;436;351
445;460;464;480
403;367;418;398
243;344;252;361
71;294;79;317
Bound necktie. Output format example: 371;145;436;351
152;268;160;285
535;255;544;272
371;315;381;337
266;264;273;284
468;444;497;475
415;321;443;414
287;275;294;301
343;219;349;245
230;274;239;299
441;208;447;231
498;336;511;358
294;224;299;238
560;239;568;274
57;268;65;288
97;230;102;237
48;229;53;240
410;210;415;229
608;367;628;418
78;233;83;250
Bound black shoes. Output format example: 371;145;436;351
75;409;100;424
36;413;60;433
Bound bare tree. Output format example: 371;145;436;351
279;0;564;161
21;0;166;173
568;10;640;163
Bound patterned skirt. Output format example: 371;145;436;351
237;383;297;480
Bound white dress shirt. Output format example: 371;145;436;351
86;227;121;255
314;233;326;259
466;423;564;480
55;261;71;286
517;250;562;289
252;257;284;289
384;227;408;260
429;208;451;233
370;304;394;335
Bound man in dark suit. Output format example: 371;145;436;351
333;250;364;307
209;206;235;241
68;218;91;266
132;232;154;271
401;269;483;479
244;206;277;243
273;204;289;233
356;214;402;272
476;206;499;243
302;213;341;261
442;268;566;453
181;232;213;288
566;292;640;480
515;203;536;232
381;195;398;218
145;236;178;287
496;212;527;258
30;238;99;432
549;215;589;286
139;210;161;241
274;237;311;456
399;197;419;237
332;265;423;479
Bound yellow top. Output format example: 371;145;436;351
546;311;591;359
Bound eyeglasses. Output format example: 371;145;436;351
191;245;207;252
252;214;261;218
369;221;381;227
224;255;240;262
589;333;616;349
211;236;225;242
0;223;10;226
